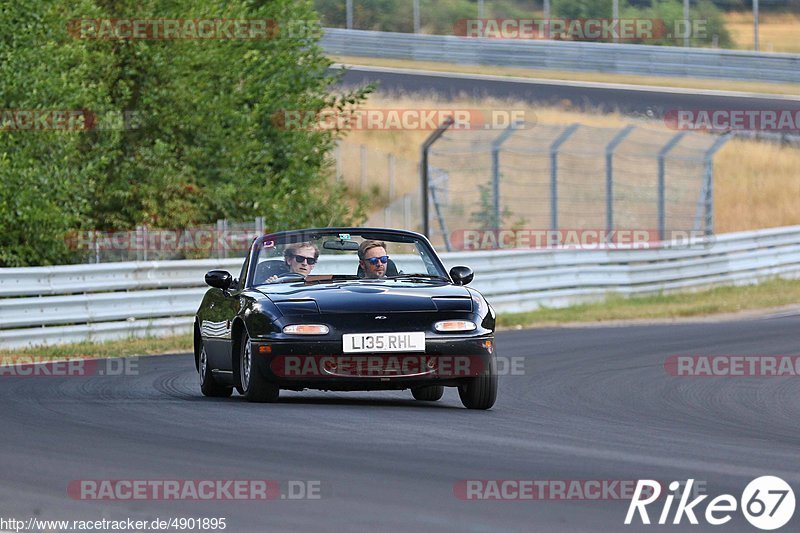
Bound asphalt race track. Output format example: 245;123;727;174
1;315;799;532
335;65;800;118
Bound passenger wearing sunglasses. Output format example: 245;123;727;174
358;240;389;279
267;241;319;282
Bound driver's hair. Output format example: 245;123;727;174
283;241;319;261
358;240;386;260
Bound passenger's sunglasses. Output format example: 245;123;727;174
366;255;389;266
291;254;317;265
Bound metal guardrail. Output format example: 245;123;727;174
1;225;800;349
321;28;800;84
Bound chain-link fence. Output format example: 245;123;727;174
367;121;730;250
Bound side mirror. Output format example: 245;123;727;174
449;266;474;286
205;270;232;290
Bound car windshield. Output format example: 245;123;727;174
251;230;448;286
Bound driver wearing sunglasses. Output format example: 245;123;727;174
358;240;389;279
267;241;319;282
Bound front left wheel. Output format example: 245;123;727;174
199;343;233;398
239;331;280;403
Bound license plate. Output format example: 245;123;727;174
343;332;426;353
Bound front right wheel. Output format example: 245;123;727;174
239;331;280;403
458;356;497;410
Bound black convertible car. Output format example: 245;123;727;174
194;228;497;409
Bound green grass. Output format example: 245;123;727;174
497;278;800;328
0;333;193;362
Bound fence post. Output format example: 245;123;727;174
658;132;688;241
359;144;367;192
420;117;455;238
215;219;224;259
605;125;635;233
388;153;396;202
699;134;731;235
549;124;580;232
491;122;521;230
346;0;353;29
135;225;144;262
403;194;411;230
335;142;342;182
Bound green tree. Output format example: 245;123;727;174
0;0;371;266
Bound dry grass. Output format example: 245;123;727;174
337;93;800;234
715;139;800;232
498;278;800;328
724;11;800;53
331;55;800;96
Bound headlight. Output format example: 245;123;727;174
283;324;329;335
434;320;477;332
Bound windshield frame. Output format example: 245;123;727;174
243;227;450;289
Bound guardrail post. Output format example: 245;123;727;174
420;116;454;238
658;132;688;241
549;124;580;231
491;121;522;230
605;125;635;233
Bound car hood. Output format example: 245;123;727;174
257;280;473;313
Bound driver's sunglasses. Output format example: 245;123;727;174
366;255;389;266
291;254;317;265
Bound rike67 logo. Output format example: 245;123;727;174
625;477;795;530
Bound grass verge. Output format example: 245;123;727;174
0;333;193;362
497;278;800;328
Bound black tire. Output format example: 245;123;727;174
458;356;497;410
199;343;233;398
239;331;279;403
411;385;444;401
